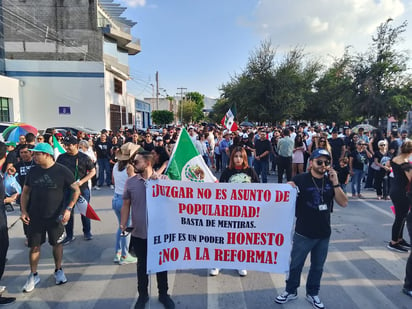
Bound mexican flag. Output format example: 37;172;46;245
221;107;238;132
74;195;101;221
166;128;217;182
53;135;66;160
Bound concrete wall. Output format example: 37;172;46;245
3;0;102;61
5;59;106;130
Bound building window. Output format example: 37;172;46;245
121;106;126;124
128;112;132;124
0;98;10;122
114;78;123;94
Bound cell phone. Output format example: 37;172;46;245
125;227;134;233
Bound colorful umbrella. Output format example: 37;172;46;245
2;123;38;143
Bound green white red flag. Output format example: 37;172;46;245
165;128;217;182
52;135;66;160
221;107;238;131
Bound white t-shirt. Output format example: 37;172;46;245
112;162;129;195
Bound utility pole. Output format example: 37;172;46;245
155;71;159;110
177;87;187;125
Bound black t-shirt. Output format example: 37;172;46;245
254;139;271;161
337;165;350;184
25;163;75;220
220;167;260;183
95;140;112;159
328;137;344;163
293;172;335;239
14;159;36;187
57;152;95;192
350;150;368;170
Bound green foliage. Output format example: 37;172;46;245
151;110;174;126
215;19;412;126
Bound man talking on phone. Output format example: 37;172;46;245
275;149;348;309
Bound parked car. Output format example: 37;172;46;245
39;126;100;137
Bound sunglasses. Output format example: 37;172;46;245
379;144;387;147
316;160;331;166
319;139;326;142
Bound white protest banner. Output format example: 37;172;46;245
146;180;296;274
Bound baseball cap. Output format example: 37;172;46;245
242;133;249;139
63;136;78;145
331;128;339;133
223;130;230;136
5;141;16;147
29;143;54;156
401;129;408;134
310;148;331;160
156;136;163;141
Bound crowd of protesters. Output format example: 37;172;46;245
1;121;412;306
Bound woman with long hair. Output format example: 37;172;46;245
387;140;412;252
209;146;259;277
292;134;306;177
112;142;140;264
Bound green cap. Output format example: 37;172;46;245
29;143;54;156
5;141;16;147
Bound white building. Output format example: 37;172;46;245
0;0;145;131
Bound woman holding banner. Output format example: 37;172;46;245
209;146;259;277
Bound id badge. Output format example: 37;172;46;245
318;204;328;211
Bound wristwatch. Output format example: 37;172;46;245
66;207;73;211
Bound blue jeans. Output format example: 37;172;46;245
286;232;330;296
351;168;364;195
65;188;91;238
112;193;131;257
97;158;112;186
254;159;268;183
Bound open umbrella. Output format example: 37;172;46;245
352;124;376;133
240;121;254;127
2;123;38;143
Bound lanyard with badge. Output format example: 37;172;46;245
311;176;328;211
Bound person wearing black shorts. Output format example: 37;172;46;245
20;143;80;293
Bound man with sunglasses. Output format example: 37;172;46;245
275;149;348;309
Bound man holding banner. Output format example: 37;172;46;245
120;151;175;309
275;148;348;309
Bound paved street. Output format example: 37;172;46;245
2;172;412;308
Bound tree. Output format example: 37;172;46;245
304;50;354;123
219;41;321;124
185;91;205;122
151;110;174;126
351;19;412;125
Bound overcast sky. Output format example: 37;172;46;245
119;0;412;100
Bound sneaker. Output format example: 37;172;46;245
238;269;247;276
357;194;364;199
84;233;93;241
387;242;408;253
158;294;175;309
306;294;325;309
93;185;101;190
62;236;75;246
0;296;16;305
22;273;40;293
110;185;115;189
0;285;5;294
119;254;137;265
113;252;121;264
54;269;67;285
134;295;149;309
402;288;412;298
275;291;298;304
399;239;411;249
209;268;220;276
